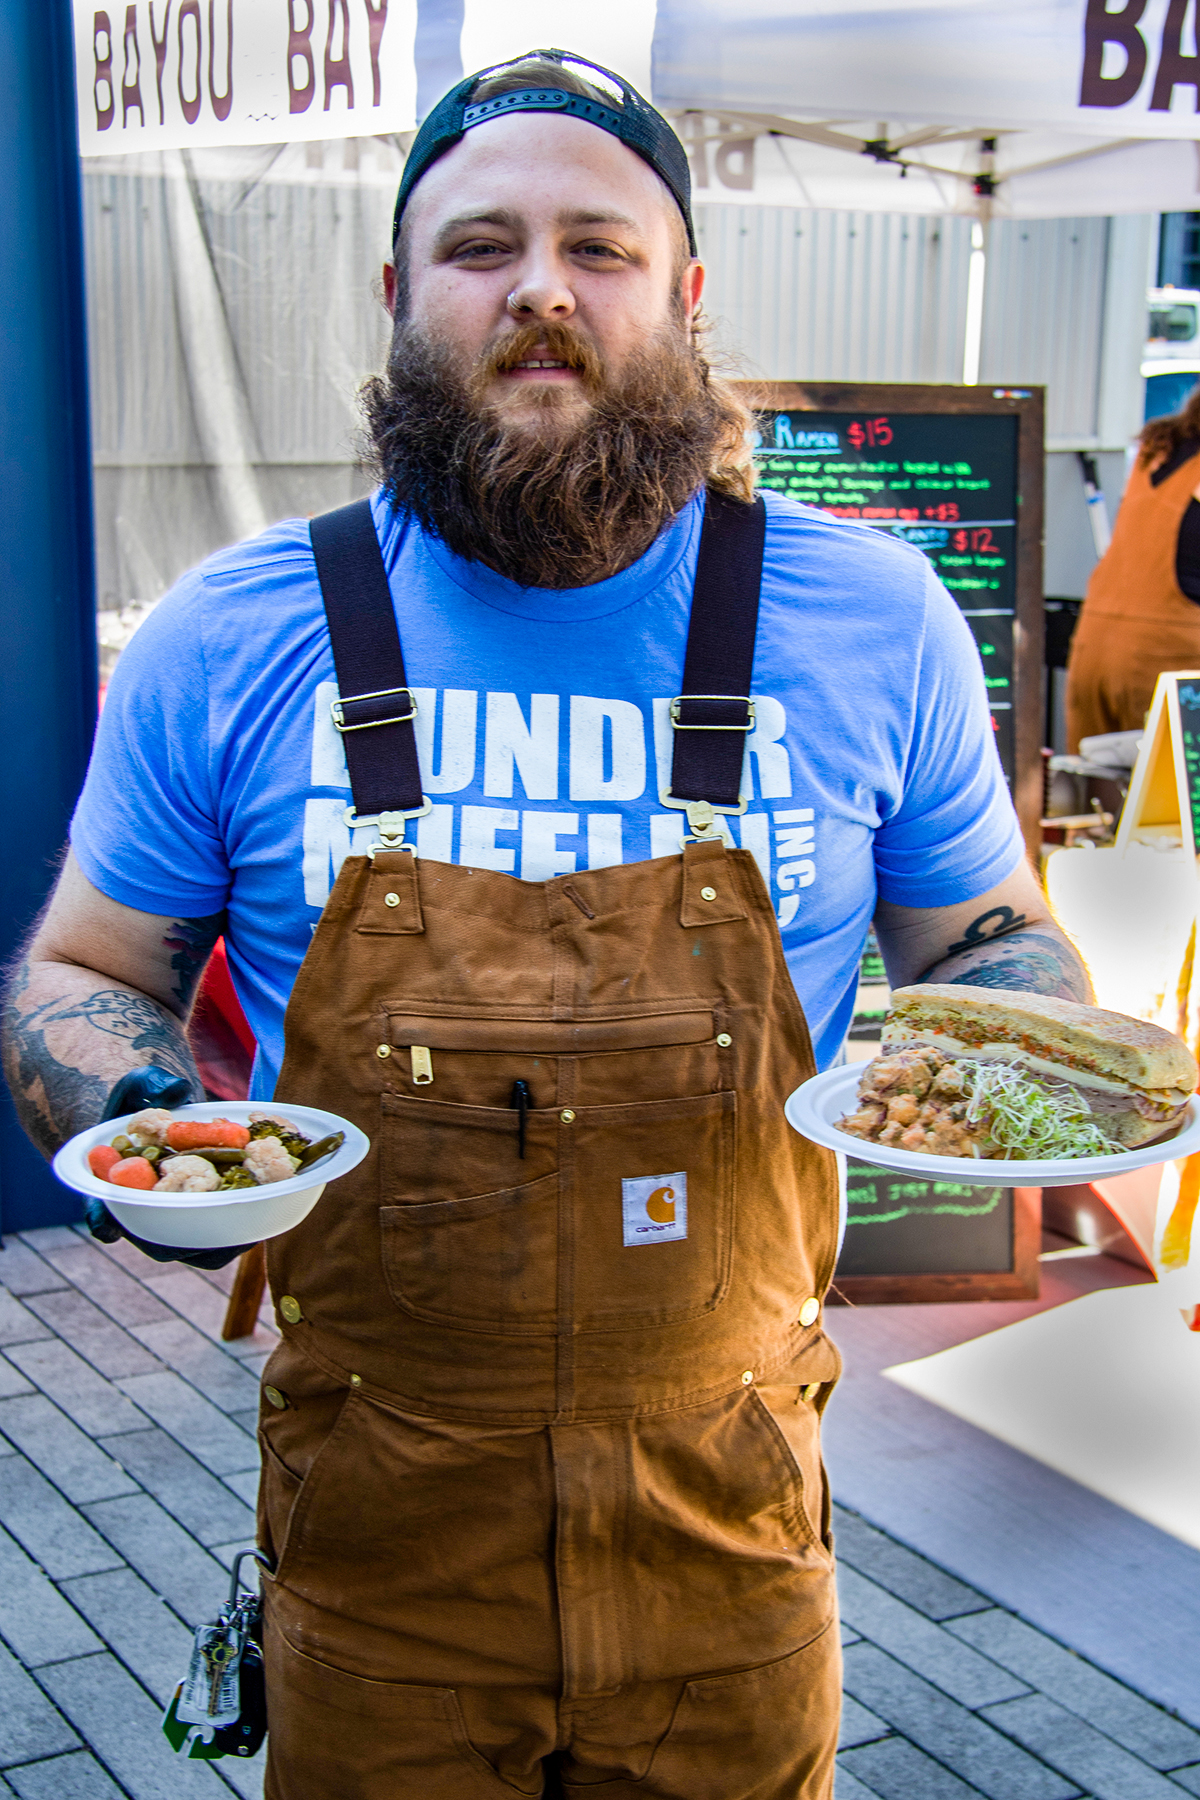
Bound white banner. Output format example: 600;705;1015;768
74;1;655;157
75;1;419;155
652;0;1200;141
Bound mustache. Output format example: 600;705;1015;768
471;320;605;395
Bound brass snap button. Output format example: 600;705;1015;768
560;1109;576;1124
384;892;401;908
376;1044;392;1058
279;1295;303;1325
802;1382;821;1403
741;1369;755;1386
700;886;717;901
263;1385;288;1411
716;1032;732;1047
349;1374;363;1388
799;1297;820;1328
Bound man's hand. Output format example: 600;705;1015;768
2;851;221;1158
873;858;1091;1001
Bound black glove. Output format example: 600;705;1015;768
85;1065;252;1271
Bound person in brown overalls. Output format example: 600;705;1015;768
7;47;1091;1800
1067;390;1200;750
256;486;844;1797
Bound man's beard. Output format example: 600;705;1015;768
361;318;743;589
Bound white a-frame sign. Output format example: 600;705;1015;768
1115;671;1200;860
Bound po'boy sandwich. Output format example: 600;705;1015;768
837;984;1198;1161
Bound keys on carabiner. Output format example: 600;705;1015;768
164;1549;272;1760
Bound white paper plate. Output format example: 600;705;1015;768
52;1101;370;1248
785;1066;1200;1189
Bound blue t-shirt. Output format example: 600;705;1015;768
71;487;1022;1097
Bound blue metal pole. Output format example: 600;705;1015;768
0;0;97;1231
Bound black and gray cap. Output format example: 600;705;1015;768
392;48;696;256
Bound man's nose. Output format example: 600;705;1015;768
505;257;576;320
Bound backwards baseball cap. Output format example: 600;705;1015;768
392;48;696;257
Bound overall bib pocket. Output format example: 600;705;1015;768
378;1080;736;1333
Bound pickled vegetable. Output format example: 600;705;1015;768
109;1157;159;1190
217;1167;257;1190
297;1132;345;1170
154;1155;221;1193
166;1119;251;1152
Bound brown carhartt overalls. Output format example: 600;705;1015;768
255;495;844;1797
1066;451;1200;750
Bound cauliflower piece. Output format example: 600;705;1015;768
243;1135;300;1185
154;1155;221;1194
249;1110;298;1132
125;1108;175;1148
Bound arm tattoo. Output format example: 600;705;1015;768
943;905;1028;957
920;923;1091;1003
2;960;201;1159
162;912;225;1007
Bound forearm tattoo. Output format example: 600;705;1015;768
920;909;1091;1003
2;960;202;1159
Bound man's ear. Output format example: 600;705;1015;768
682;257;705;321
383;260;398;317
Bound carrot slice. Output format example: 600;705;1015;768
108;1157;160;1190
165;1119;250;1152
88;1145;122;1180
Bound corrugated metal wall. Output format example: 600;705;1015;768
695;205;1114;443
695;205;972;386
980;217;1111;442
85;162;392;612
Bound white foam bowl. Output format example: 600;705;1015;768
52;1101;369;1249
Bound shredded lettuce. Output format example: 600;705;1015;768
959;1060;1124;1160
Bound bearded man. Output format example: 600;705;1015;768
4;50;1087;1800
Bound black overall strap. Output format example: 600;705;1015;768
667;491;767;810
309;499;424;820
310;488;766;827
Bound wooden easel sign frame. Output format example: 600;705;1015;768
1115;671;1200;859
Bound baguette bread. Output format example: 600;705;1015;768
885;985;1196;1101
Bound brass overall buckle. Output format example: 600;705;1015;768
343;800;432;858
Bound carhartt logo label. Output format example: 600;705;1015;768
622;1172;688;1246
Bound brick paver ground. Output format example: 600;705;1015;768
1;1223;1197;1799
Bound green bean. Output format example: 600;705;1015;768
297;1132;345;1170
187;1147;246;1168
111;1135;134;1156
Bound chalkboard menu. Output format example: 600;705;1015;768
1176;678;1200;855
739;382;1045;855
850;928;888;1041
835;1167;1041;1303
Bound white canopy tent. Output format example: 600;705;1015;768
76;0;1200;218
649;0;1200;221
